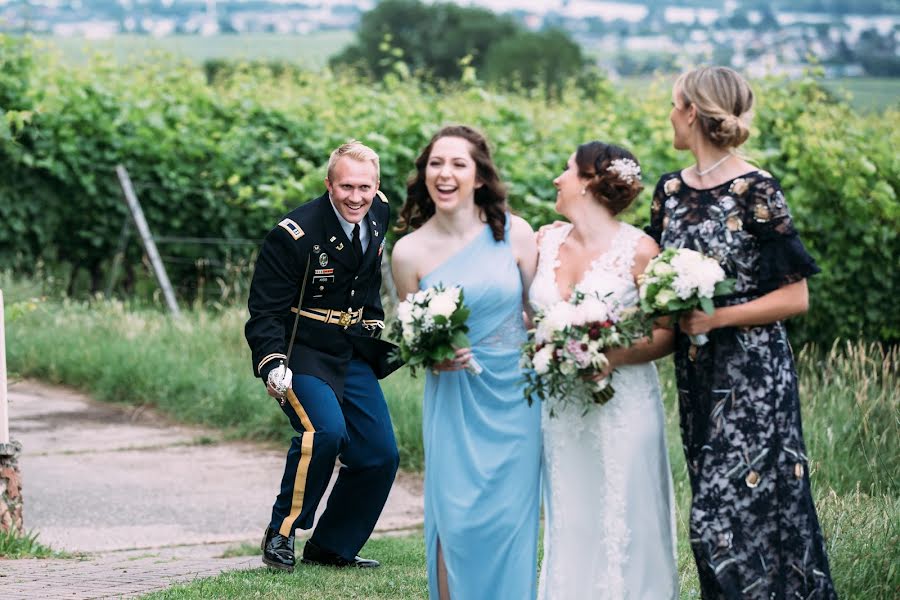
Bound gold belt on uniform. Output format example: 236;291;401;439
291;306;363;327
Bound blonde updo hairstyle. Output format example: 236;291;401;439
675;66;754;149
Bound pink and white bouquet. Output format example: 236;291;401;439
638;248;735;345
390;284;482;377
522;291;650;412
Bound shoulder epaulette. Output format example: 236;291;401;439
278;218;305;240
375;190;389;204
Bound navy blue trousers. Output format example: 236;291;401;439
270;358;399;560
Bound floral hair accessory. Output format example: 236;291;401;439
607;158;641;185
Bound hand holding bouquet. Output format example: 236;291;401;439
522;291;650;412
638;248;735;345
390;284;482;377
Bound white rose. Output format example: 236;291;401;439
652;261;675;277
577;296;609;324
545;301;577;332
672;275;697;300
428;293;457;319
397;301;414;325
413;290;429;304
592;352;609;370
532;346;555;375
655;289;676;308
559;360;577;376
695;259;726;298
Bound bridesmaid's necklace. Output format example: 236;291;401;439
695;153;732;177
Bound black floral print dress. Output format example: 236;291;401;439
647;170;837;599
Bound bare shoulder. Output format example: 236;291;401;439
631;232;660;277
390;230;427;299
510;214;534;233
393;230;428;271
634;233;660;261
509;214;536;243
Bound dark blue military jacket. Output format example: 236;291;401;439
245;192;398;399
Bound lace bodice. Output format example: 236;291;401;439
529;222;644;313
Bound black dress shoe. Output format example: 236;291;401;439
301;539;380;568
261;527;295;572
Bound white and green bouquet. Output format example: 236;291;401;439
522;291;650;413
390;284;481;377
638;248;735;345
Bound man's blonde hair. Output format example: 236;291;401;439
326;140;380;181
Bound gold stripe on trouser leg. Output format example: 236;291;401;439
279;387;316;537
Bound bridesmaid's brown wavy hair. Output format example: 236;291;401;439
396;125;508;242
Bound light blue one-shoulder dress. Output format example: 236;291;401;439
420;218;542;600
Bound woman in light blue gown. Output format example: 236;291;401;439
392;125;541;599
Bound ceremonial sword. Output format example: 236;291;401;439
274;253;312;407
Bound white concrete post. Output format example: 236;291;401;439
0;289;8;445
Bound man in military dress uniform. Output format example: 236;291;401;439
245;141;400;572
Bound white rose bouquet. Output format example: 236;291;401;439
638;248;735;345
522;291;650;413
390;284;482;376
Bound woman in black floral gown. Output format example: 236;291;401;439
647;66;837;599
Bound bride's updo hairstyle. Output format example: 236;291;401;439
575;141;643;215
397;125;508;242
675;66;754;148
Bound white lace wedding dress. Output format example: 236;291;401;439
530;222;679;600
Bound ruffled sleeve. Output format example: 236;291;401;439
645;176;669;244
744;174;820;294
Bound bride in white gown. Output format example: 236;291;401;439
531;142;679;599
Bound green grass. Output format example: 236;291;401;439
31;31;353;67
145;486;897;599
2;278;897;596
218;542;262;559
0;529;62;558
143;535;428;600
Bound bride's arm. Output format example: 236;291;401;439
510;215;539;323
606;236;674;369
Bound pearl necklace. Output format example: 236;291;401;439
695;154;732;177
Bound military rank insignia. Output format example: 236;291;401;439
278;218;304;240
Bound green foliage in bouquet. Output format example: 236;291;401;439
389;284;472;377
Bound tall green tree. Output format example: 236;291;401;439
330;0;520;80
482;29;588;98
